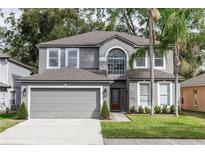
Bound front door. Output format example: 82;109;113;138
111;89;121;111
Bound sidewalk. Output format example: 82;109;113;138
104;139;205;145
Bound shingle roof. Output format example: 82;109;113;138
181;73;205;87
19;67;110;81
0;82;10;88
0;52;10;58
37;31;150;47
127;69;182;80
0;52;32;70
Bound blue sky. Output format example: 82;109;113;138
0;8;21;28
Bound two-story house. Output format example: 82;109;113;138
0;53;31;112
20;31;177;119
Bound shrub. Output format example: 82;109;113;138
130;106;137;113
154;105;161;114
162;105;169;114
170;105;175;114
16;102;28;119
138;106;145;114
100;101;110;119
145;106;151;114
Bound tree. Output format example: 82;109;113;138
147;8;160;115
158;9;205;116
1;9;107;68
129;9;160;115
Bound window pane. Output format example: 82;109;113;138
155;59;163;67
160;83;170;94
140;96;149;105
107;49;125;74
49;59;58;67
140;84;149;95
136;58;145;66
140;83;150;105
68;58;77;67
68;50;77;57
49;50;59;67
159;83;170;105
67;50;78;67
49;50;58;57
160;95;170;105
155;51;163;58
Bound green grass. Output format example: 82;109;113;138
0;113;23;133
0;113;16;119
101;112;205;139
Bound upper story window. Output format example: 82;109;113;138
154;51;165;69
66;48;79;68
107;48;126;75
135;52;147;68
47;48;60;69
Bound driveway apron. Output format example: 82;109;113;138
0;119;103;145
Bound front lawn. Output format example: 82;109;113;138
0;113;23;133
101;112;205;139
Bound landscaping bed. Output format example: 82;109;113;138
0;113;23;133
101;111;205;139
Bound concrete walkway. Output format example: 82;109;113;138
0;119;103;145
104;139;205;145
111;112;130;122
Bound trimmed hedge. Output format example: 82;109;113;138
100;101;110;119
16;102;28;119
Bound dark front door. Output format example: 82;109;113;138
111;89;121;111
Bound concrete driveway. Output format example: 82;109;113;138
0;119;103;145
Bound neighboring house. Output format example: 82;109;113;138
0;53;31;112
19;31;179;119
181;73;205;112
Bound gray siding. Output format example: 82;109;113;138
129;81;176;109
21;82;110;117
79;47;99;69
38;47;99;73
38;39;174;75
30;88;100;118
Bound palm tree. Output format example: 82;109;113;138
159;9;205;116
129;8;160;115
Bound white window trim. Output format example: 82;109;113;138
157;82;172;106
27;85;103;119
106;46;127;75
137;81;150;106
46;48;61;69
65;48;80;68
134;51;148;69
154;53;166;69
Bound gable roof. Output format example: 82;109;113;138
19;67;110;82
128;69;183;80
0;52;32;70
37;31;150;48
181;73;205;88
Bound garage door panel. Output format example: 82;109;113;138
31;111;99;119
31;103;99;112
31;90;98;104
30;88;100;118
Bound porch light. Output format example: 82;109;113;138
103;88;107;98
23;88;26;97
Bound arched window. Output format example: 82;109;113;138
107;48;126;74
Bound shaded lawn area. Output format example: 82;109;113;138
101;112;205;139
0;113;23;133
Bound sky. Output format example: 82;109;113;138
0;8;22;28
